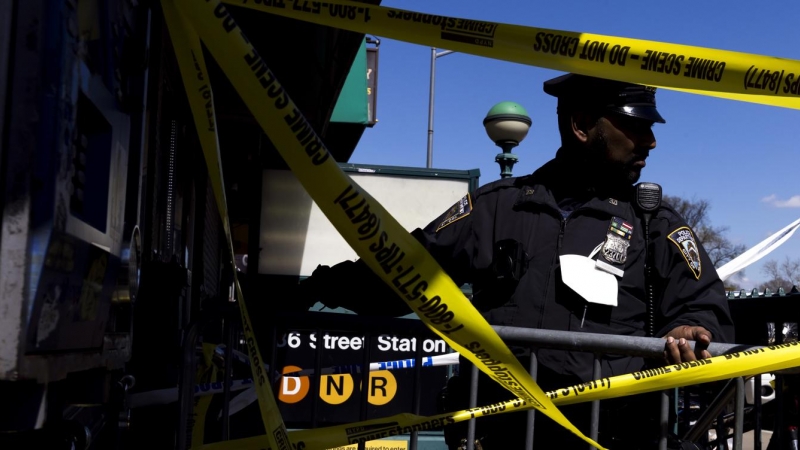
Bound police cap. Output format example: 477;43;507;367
543;73;666;124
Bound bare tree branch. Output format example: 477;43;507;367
759;256;800;292
763;260;780;280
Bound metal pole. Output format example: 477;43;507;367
410;340;423;450
682;387;691;437
754;374;762;450
427;48;454;169
466;363;479;450
589;356;601;450
358;333;372;450
659;391;669;450
733;377;744;450
427;47;436;169
493;326;744;358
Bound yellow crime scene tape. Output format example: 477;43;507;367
161;0;800;449
548;341;800;406
223;0;800;110
196;341;800;450
190;343;222;447
162;3;292;448
169;0;605;448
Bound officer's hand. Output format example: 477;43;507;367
663;325;713;364
297;265;340;310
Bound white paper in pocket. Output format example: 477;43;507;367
559;254;619;307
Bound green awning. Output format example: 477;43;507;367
331;38;369;125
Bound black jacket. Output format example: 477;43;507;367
309;154;735;380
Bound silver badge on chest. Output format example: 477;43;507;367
602;233;630;265
601;216;634;265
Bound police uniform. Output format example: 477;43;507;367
303;74;734;449
428;156;733;448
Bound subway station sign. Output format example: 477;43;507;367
272;328;452;426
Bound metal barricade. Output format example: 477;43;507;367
186;311;789;450
462;326;748;450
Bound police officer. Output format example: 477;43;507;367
300;73;734;449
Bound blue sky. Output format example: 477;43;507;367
346;0;800;289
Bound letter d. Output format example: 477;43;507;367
283;376;301;395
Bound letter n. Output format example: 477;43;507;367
327;375;345;396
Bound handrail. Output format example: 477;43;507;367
493;326;750;358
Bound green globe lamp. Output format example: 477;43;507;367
483;102;532;178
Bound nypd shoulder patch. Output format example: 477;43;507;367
436;194;472;232
667;226;702;280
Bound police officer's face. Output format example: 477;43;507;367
588;113;657;185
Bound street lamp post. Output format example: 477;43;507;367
427;47;454;168
483;102;532;179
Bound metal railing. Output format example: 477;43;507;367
263;313;763;450
465;326;750;450
163;310;794;450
